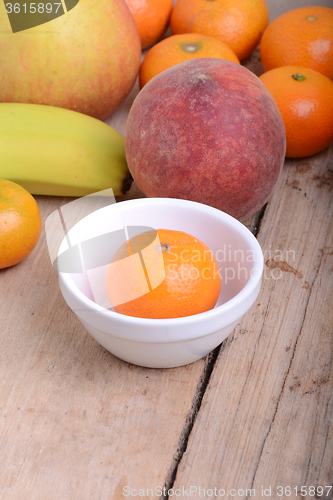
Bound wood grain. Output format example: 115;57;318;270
1;0;333;498
0;197;207;499
171;147;333;498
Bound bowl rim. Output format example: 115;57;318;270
58;197;264;331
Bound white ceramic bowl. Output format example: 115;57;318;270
58;198;263;368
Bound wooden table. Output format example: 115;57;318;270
1;0;332;498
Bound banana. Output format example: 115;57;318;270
0;103;131;197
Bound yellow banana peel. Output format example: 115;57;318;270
0;103;131;197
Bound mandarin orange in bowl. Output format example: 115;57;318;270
57;198;263;368
105;228;221;319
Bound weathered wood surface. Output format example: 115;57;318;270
0;196;209;499
172;148;333;499
1;0;333;499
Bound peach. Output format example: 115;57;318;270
125;58;286;220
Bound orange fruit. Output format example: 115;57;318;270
170;0;269;61
0;179;42;269
139;33;240;88
259;6;333;80
105;229;221;319
125;0;173;49
259;66;333;158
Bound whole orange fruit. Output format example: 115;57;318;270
139;33;240;88
105;229;221;319
170;0;269;61
259;66;333;158
125;0;173;49
260;6;333;80
0;179;42;269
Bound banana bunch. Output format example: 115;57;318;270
0;103;131;197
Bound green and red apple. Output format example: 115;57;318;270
0;0;141;120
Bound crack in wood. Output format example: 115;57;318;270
318;411;332;484
247;243;327;495
160;205;269;499
160;345;221;499
302;372;333;491
248;318;305;493
304;446;315;486
309;369;333;486
249;204;267;237
303;391;321;485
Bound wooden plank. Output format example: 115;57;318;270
1;0;332;497
0;197;208;499
171;147;333;497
